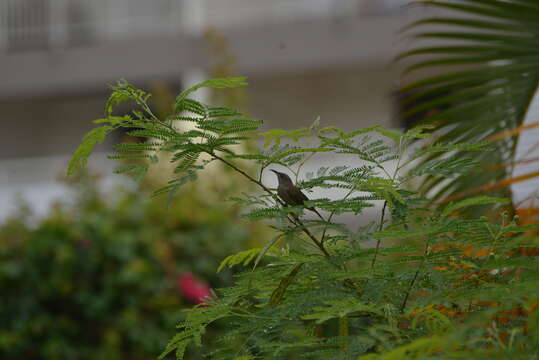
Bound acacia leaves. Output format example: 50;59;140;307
173;77;247;111
68;75;539;360
67;77;261;199
67;125;113;177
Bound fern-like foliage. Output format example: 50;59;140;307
68;77;257;198
69;77;539;360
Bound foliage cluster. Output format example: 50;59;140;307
0;176;262;360
69;77;539;360
399;0;539;204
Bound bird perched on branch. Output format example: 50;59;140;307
270;169;325;221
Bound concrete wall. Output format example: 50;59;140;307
0;93;109;159
250;66;398;132
0;65;398;160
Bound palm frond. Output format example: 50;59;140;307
401;0;539;204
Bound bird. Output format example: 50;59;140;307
270;169;325;221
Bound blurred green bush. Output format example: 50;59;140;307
0;175;264;360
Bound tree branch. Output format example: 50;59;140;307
209;151;330;257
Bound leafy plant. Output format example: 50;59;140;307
0;174;262;360
399;0;539;205
69;77;539;359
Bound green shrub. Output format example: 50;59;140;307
67;77;539;359
0;176;263;360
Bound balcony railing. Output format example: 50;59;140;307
0;0;409;53
0;0;184;52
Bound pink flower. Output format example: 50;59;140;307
178;273;212;304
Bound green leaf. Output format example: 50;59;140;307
502;223;539;233
253;234;283;270
259;128;311;147
93;115;132;125
113;142;160;152
375;224;445;240
152;173;198;201
403;124;436;139
529;303;539;346
270;147;333;162
409;307;452;333
409;156;479;177
302;299;383;324
374;128;402;142
442;196;511;217
217;248;262;273
420;141;492;154
269;263;303;305
174;77;248;111
67;126;113;176
363;335;448;360
114;163;149;182
158;330;197;360
105;91;131;115
360;177;404;205
330;125;382;139
105;79;150;115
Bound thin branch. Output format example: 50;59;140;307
290;214;330;257
131;89;160;122
400;240;430;313
370;200;387;268
258;163;266;183
321;188;355;243
377;164;393;181
400;266;421;313
372;137;407;267
210;151;277;200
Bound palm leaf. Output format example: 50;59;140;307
401;0;539;204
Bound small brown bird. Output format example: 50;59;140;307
270;169;324;221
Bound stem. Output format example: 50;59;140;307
339;316;349;352
321;188;355;243
377;164;393;181
258;164;266;183
371;138;405;267
209;151;330;257
291;214;330;257
134;91;160;121
370;200;387;268
400;267;420;313
210;152;277;199
400;241;430;313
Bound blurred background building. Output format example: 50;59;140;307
13;0;539;222
0;0;419;219
4;0;538;219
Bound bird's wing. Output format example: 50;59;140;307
288;187;325;220
290;188;310;206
